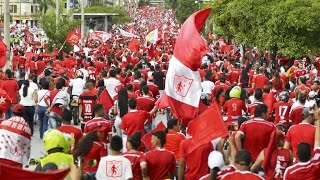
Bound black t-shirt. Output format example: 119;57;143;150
152;70;165;90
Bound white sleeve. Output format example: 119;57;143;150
124;158;133;180
95;159;105;180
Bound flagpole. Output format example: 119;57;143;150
80;0;85;45
3;0;10;70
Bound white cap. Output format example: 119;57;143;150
208;151;224;169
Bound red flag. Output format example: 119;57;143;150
148;44;155;58
98;42;110;55
66;30;81;45
23;29;34;44
0;163;70;180
128;38;140;53
0;39;6;68
98;89;114;112
262;130;284;177
141;121;166;150
220;45;234;52
157;9;211;126
187;103;228;153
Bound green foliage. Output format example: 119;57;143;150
207;0;320;57
164;0;178;9
82;5;131;25
138;0;150;7
40;9;80;54
175;0;199;24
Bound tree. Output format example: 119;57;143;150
40;9;80;53
207;0;320;57
138;0;150;7
175;0;199;24
164;0;178;9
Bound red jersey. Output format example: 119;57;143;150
238;118;276;161
84;117;112;141
285;123;315;161
289;106;304;125
294;85;310;94
18;57;25;68
82;141;108;173
283;147;320;180
147;83;159;99
253;74;269;89
128;92;138;99
12;55;18;71
212;83;230;96
221;170;264;180
264;148;291;180
215;80;231;86
136;96;155;112
47;89;63;116
146;148;176;180
132;80;140;91
223;98;247;122
120;110;151;136
78;91;97;122
230;69;241;84
273;102;292;125
248;101;264;116
87;67;96;81
122;150;147;180
272;78;284;92
164;130;186;160
1;79;19;104
295;69;307;79
63;58;75;69
200;165;236;180
57;125;83;145
179;138;213;180
94;61;104;75
36;61;46;76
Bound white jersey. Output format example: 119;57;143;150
69;78;86;98
96;155;133;180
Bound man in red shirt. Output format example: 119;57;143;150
178;137;214;180
57;109;83;146
294;76;311;94
223;86;247;124
121;98;153;136
147;79;159;99
2;70;19;119
283;114;320;180
146;131;176;180
248;88;264;116
273;91;292;125
235;104;276;161
230;64;241;85
79;80;97;131
84;104;112;142
136;85;155;112
220;150;264;180
284;107;316;162
36;57;46;76
252;68;269;90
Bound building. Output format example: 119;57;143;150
0;0;41;27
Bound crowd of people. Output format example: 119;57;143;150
0;5;319;180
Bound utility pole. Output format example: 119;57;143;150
56;0;59;32
66;0;70;13
80;0;85;45
3;0;10;69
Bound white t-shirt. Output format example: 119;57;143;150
104;78;121;99
69;78;86;97
19;87;36;106
96;155;133;180
201;80;215;94
79;68;89;80
37;89;49;107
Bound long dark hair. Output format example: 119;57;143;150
273;72;281;89
73;131;99;158
118;87;128;118
23;80;30;97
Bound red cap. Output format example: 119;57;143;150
87;123;107;133
13;104;25;114
294;60;299;65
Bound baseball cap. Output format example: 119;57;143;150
294;60;299;65
13;104;25;114
208;151;224;169
87;123;107;133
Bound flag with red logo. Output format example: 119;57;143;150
0;38;6;68
127;38;140;53
98;42;111;55
0;163;70;180
66;30;81;45
141;121;166;150
156;9;211;126
187;103;228;153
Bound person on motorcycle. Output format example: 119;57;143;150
69;70;86;125
36;129;74;171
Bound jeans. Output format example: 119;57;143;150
23;106;35;135
48;112;62;129
37;106;49;138
5;105;13;119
